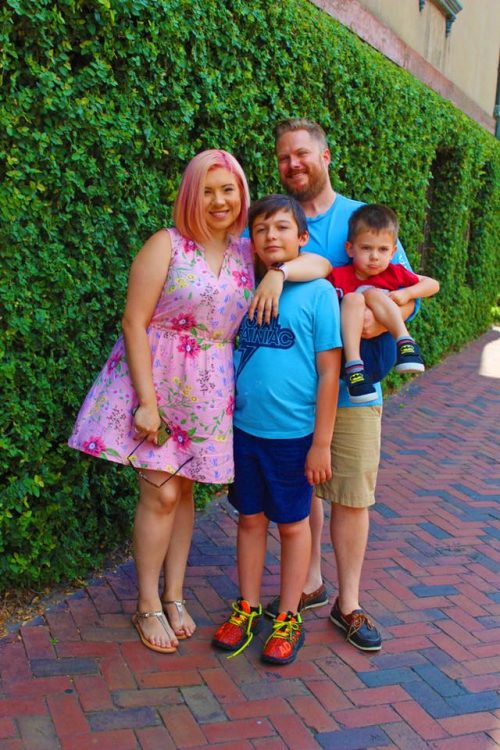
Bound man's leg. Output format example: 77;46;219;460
330;504;369;613
317;406;382;650
304;494;324;592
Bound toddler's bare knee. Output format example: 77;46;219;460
343;291;365;308
363;287;384;302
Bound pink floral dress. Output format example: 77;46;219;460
68;228;254;483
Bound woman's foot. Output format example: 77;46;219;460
132;609;178;653
163;599;196;639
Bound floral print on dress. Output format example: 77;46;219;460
171;313;197;331
68;229;254;483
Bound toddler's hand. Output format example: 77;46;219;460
388;289;410;306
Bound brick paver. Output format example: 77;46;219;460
1;329;499;749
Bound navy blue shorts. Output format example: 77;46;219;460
229;427;314;524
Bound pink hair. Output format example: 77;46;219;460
173;150;250;242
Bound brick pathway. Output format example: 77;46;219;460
1;329;499;750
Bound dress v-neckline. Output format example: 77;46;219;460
199;237;232;280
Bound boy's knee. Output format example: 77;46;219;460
343;292;365;308
363;287;384;302
239;512;267;532
278;517;309;538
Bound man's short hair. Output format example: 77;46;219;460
248;194;308;236
274;118;328;149
347;204;399;242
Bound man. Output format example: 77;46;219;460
266;118;417;650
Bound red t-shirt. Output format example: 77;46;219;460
328;263;419;296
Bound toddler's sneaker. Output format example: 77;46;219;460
346;369;377;403
212;599;262;656
261;612;304;665
395;340;425;373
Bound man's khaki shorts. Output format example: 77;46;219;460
316;405;382;508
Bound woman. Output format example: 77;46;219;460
69;150;255;653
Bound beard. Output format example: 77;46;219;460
281;165;329;202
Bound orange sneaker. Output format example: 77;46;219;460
212;599;263;656
261;611;304;665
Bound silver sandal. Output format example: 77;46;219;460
163;599;190;640
132;610;177;653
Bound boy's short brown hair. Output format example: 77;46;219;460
347;204;399;242
248;194;308;237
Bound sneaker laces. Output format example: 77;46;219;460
270;612;302;641
227;600;261;659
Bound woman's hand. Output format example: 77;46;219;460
133;404;162;444
248;270;284;325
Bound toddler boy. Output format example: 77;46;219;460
329;204;439;402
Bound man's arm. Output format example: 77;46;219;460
305;348;341;486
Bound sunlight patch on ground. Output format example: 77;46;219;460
479;326;500;378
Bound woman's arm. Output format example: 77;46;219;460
249;253;332;325
122;229;172;442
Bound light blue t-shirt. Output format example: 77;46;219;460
303;193;419;408
233;279;341;439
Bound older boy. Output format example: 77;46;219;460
213;195;342;665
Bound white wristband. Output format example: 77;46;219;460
271;262;288;281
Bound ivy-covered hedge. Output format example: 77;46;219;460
1;0;498;590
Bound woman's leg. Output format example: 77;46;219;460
133;471;184;649
278;517;312;614
162;478;196;637
237;512;269;607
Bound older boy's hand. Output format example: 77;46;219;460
249;270;284;325
305;445;332;486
